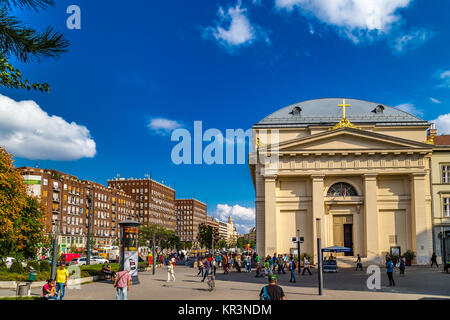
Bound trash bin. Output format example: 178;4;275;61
16;282;31;297
29;272;37;282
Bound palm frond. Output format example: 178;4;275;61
0;0;54;11
0;8;69;62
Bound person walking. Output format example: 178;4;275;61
386;257;395;287
302;256;312;275
431;252;439;268
55;263;69;300
114;267;131;300
399;257;406;277
355;254;363;271
260;274;286;300
223;254;229;274
167;260;176;282
289;256;296;283
201;257;211;282
197;256;204;277
212;256;217;276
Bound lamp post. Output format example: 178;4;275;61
50;218;60;281
297;228;301;274
86;191;92;265
316;218;323;296
152;231;156;275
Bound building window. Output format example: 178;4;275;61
443;165;450;183
327;183;358;197
444;198;450;217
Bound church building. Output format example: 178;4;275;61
249;98;434;264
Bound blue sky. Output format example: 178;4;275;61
2;0;450;233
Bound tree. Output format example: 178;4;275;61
236;237;247;249
139;224;177;250
197;223;219;250
217;239;227;249
0;0;69;92
0;147;46;259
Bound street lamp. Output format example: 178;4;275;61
316;218;323;296
86;191;92;265
297;228;301;274
50;218;60;281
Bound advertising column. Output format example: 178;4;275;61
119;220;141;285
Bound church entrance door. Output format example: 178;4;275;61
333;215;353;256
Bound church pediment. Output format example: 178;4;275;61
278;127;431;153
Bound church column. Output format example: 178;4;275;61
264;174;277;257
363;174;379;260
255;165;266;256
311;175;325;263
410;172;432;264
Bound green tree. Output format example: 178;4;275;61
217;239;227;249
139;224;176;249
0;0;69;92
236;237;247;249
197;223;219;250
0;147;46;259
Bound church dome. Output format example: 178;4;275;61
254;98;429;128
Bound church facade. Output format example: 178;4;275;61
249;98;434;264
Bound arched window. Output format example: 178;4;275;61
327;183;358;197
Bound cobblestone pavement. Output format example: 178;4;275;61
1;265;449;300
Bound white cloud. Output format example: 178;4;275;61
391;28;431;53
433;114;450;135
215;204;255;221
430;97;442;104
0;94;96;161
395;103;423;117
437;70;450;88
148;118;182;135
275;0;412;43
204;1;268;50
234;223;252;234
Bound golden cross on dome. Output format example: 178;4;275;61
338;99;351;119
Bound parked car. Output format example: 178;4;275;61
91;256;109;264
71;257;87;266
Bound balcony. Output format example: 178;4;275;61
52;207;60;214
52;197;60;203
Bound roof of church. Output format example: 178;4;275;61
254;98;429;128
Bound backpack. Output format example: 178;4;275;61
291;261;296;270
260;286;271;300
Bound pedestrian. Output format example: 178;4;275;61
197;256;204;277
114;267;131;300
355;254;363;271
264;259;270;277
55;263;69;300
260;274;286;300
247;255;252;273
272;254;278;273
431;252;439;268
386;257;395;287
278;254;286;274
212;256;217;276
302;256;312;275
167;260;176;282
223;254;229;274
399;257;405;277
202;257;211;282
289;256;296;283
42;279;58;300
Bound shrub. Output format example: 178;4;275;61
26;261;40;272
138;262;149;269
39;260;51;272
403;250;416;262
8;261;24;274
0;260;7;272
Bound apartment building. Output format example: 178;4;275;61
108;177;176;231
175;199;207;242
19;167;135;251
205;216;220;236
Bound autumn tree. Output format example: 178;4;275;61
0;147;46;259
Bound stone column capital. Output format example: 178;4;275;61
410;172;427;179
311;174;325;181
363;173;378;181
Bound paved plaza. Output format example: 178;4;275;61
1;265;449;300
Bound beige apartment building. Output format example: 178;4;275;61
250;98;435;264
431;135;450;263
